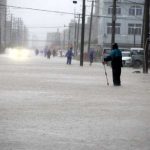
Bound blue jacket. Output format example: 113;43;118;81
104;49;122;68
66;49;74;58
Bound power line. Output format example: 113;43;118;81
28;26;66;29
0;3;143;20
27;39;50;42
0;3;74;15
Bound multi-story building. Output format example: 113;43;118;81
0;0;7;53
97;0;144;51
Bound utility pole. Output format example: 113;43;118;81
68;26;71;48
80;0;86;66
73;1;77;55
63;30;66;49
17;18;20;46
133;28;136;47
76;14;81;53
111;0;117;45
0;11;1;52
74;20;77;56
10;14;13;46
87;0;94;55
143;0;149;73
141;12;144;47
4;4;7;49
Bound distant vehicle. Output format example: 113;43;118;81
122;51;132;67
130;47;144;54
130;48;144;68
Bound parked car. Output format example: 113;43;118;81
130;48;144;68
122;51;132;67
101;48;129;61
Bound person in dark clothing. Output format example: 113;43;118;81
35;49;39;56
47;49;51;59
89;49;95;66
103;43;122;86
66;47;74;65
52;49;56;57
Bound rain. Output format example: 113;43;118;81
0;0;150;150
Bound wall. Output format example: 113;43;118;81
98;0;144;50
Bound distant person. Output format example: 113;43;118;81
103;43;122;86
66;47;74;65
89;49;95;66
44;46;48;57
47;49;51;59
35;49;39;56
52;49;56;57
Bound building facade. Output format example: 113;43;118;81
47;30;61;49
98;0;144;51
0;0;7;53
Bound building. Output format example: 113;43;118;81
0;1;28;51
98;0;144;51
46;30;61;49
6;15;28;48
0;0;7;53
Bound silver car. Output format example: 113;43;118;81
122;51;132;67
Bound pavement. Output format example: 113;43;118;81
0;54;150;150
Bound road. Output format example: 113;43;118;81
0;54;150;150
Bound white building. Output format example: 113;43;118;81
98;0;144;50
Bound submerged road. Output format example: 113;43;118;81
0;54;150;150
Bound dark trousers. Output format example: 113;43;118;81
67;57;72;64
112;67;121;85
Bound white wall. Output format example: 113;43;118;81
98;0;144;49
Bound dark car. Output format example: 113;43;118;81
130;48;144;68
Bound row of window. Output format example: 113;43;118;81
107;23;142;35
108;6;142;16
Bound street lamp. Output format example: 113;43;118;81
73;0;86;66
76;14;81;54
111;0;117;45
73;1;77;4
73;1;78;56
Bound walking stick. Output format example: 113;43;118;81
103;64;109;86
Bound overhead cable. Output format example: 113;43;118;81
0;3;74;15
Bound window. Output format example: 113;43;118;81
107;23;121;34
107;23;112;34
108;6;121;15
129;6;142;16
115;23;121;34
128;24;142;35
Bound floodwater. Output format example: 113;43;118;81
0;54;150;150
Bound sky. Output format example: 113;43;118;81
7;0;84;47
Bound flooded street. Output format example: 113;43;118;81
0;55;150;150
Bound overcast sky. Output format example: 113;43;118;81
7;0;84;47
